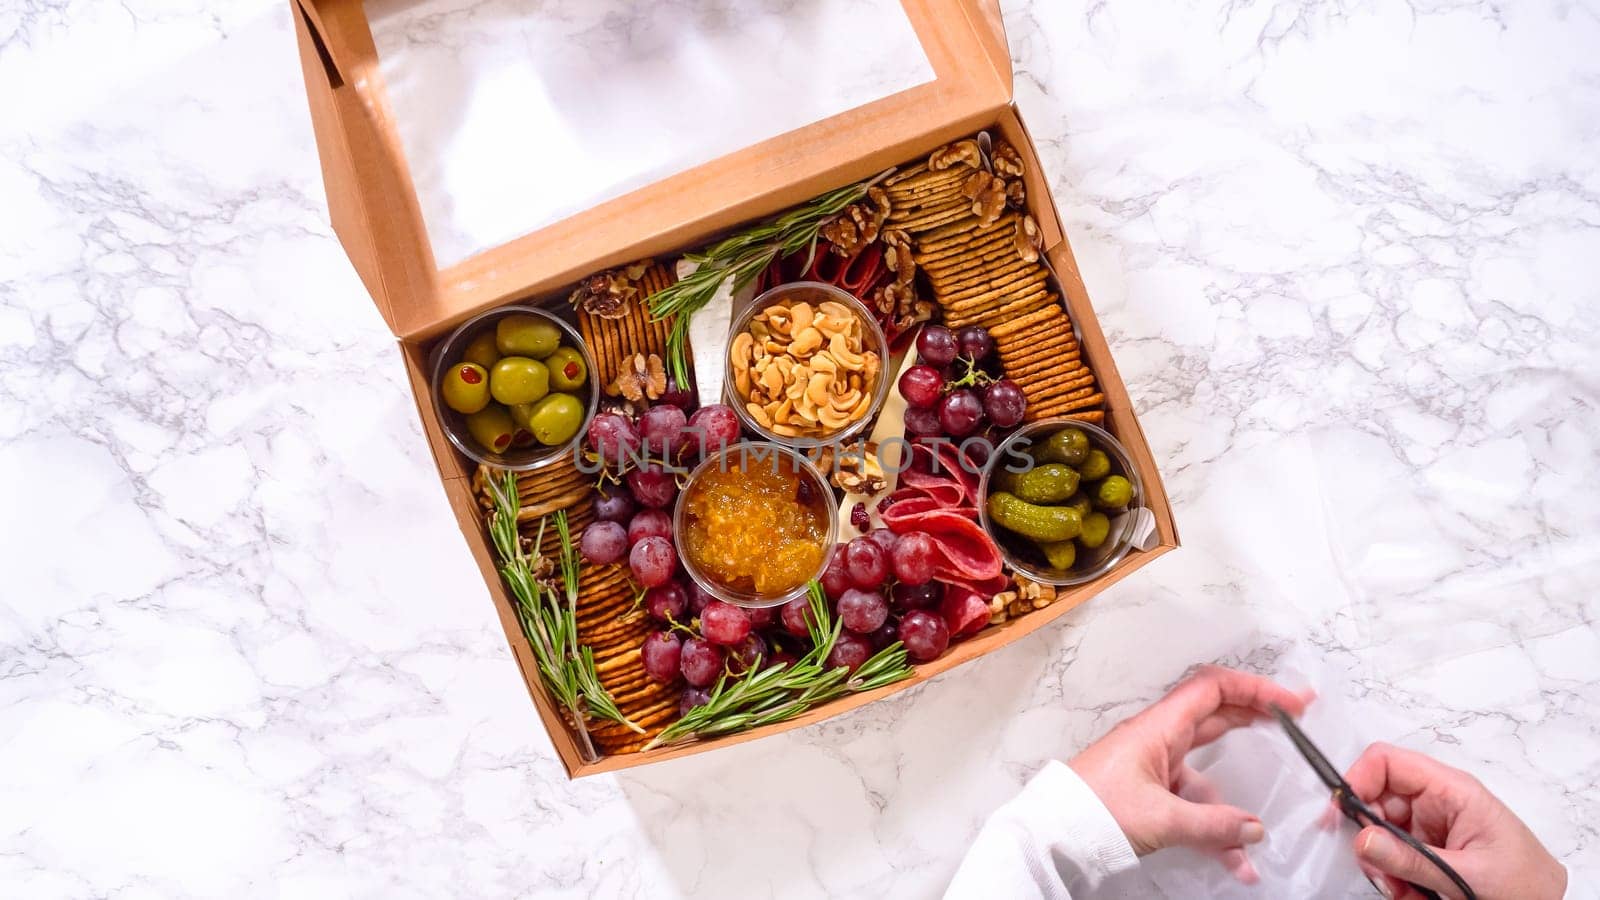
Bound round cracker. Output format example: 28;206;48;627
914;228;1015;264
921;241;1033;282
945;293;1058;330
939;268;1051;307
1004;356;1087;384
1018;373;1098;400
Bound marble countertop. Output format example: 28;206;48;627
3;1;1597;897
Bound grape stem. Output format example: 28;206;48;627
643;582;914;750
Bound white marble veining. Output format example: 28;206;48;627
2;1;1597;897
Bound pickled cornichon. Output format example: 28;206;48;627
1078;512;1111;549
1079;449;1111;481
1036;539;1076;570
1037;428;1090;467
1095;475;1134;509
1011;463;1080;504
987;492;1083;542
1064;493;1093;520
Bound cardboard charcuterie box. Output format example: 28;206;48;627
290;0;1178;777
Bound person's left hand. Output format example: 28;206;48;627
1069;665;1315;882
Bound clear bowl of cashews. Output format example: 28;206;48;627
725;281;890;448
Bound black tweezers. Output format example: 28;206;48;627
1270;705;1476;900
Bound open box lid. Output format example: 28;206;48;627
293;0;1012;341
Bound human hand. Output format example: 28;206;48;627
1343;742;1567;900
1068;665;1314;882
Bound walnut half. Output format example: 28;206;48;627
571;260;651;319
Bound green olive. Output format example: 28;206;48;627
462;331;501;370
527;393;585;446
1038;428;1091;467
508;401;536;429
496;314;561;359
545;346;588;391
1078;512;1111;549
1095;475;1134;509
441;362;490;414
490;357;550;406
466;406;516;454
1079;448;1112;481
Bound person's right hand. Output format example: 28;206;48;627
1343;742;1567;900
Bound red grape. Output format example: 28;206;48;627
728;632;768;672
898;610;950;662
939;389;984;437
640;404;689;457
867;620;900;651
917;325;959;368
644;582;688;622
592;490;635;523
686;404;741;457
630;536;676;588
819;545;852;600
892;581;943;611
700;600;752;646
956;325;994;361
843;536;890;589
579;521;628;564
780;596;817;637
687;581;717;616
838;588;889;634
898;364;945;409
659;379;693;410
586;413;641;464
679;637;724;687
903;406;942;437
827;632;873;673
983;379;1027;428
679;686;712;714
890;531;937;585
627;508;672;545
641;631;682;683
745;604;778;630
866;528;899;556
627;461;678;508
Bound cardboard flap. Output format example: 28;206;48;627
296;0;1014;340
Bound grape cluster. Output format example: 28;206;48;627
899;324;1026;440
815;529;953;664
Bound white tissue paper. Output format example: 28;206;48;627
366;0;934;267
1139;655;1407;899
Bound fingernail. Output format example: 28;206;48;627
1240;820;1265;844
1373;879;1393;899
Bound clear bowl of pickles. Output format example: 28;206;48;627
430;305;598;471
978;419;1144;587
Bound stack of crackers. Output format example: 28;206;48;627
882;143;1105;425
576;262;681;388
471;265;691;756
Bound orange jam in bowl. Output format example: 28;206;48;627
675;443;837;607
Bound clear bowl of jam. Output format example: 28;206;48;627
673;441;838;608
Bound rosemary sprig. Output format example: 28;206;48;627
644;581;913;749
487;473;642;762
646;176;878;386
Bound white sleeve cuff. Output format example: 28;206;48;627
946;760;1138;900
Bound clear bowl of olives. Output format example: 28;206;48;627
430;304;599;471
978;419;1144;587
